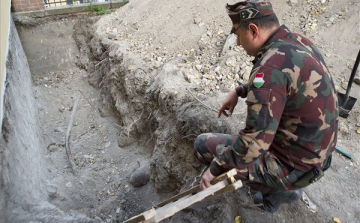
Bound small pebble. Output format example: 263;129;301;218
59;105;65;112
54;127;64;133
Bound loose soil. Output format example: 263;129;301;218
14;0;360;222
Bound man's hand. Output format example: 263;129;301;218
200;168;216;190
218;89;239;118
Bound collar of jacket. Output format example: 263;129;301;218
252;25;290;64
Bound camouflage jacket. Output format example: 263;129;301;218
212;25;338;173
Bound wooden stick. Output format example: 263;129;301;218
211;169;237;184
154;186;201;208
154;169;237;208
186;88;242;115
186;88;218;112
123;169;241;223
213;179;242;196
65;92;81;175
155;180;228;222
123;208;156;223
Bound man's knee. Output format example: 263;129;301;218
194;133;211;153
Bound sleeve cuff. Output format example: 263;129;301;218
209;159;224;176
235;84;248;98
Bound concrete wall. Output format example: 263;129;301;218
0;17;47;220
0;0;11;136
12;1;128;16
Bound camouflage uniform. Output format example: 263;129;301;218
194;1;338;193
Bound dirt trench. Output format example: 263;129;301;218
15;15;244;222
73;16;240;191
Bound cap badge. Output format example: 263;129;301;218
239;8;259;20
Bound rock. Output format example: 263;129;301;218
321;0;326;4
47;144;57;152
153;61;162;69
98;107;112;118
59;105;65;112
354;75;360;85
341;81;348;90
130;162;150;187
288;0;298;5
195;64;202;71
338;121;349;135
225;57;236;67
235;65;240;73
193;17;201;25
240;68;246;76
54;127;64;133
117;134;138;147
65;181;72;188
214;66;221;74
184;73;195;83
242;67;252;81
47;184;57;199
108;32;116;39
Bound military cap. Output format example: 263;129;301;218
226;0;275;25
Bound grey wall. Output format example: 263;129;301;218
0;17;101;223
0;17;47;220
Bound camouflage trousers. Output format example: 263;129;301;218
194;133;305;193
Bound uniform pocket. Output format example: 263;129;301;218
245;88;271;129
263;153;287;190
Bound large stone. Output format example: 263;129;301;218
117;133;138;147
354;75;360;85
130;162;150;187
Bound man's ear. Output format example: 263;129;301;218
248;23;259;39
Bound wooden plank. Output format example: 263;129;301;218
123;208;156;223
155;180;228;222
122;169;240;223
154;169;237;208
213;180;243;196
211;169;237;184
154;186;200;208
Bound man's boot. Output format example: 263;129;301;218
262;189;303;213
249;188;263;204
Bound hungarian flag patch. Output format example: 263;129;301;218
253;73;265;88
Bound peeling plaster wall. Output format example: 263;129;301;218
0;17;47;220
